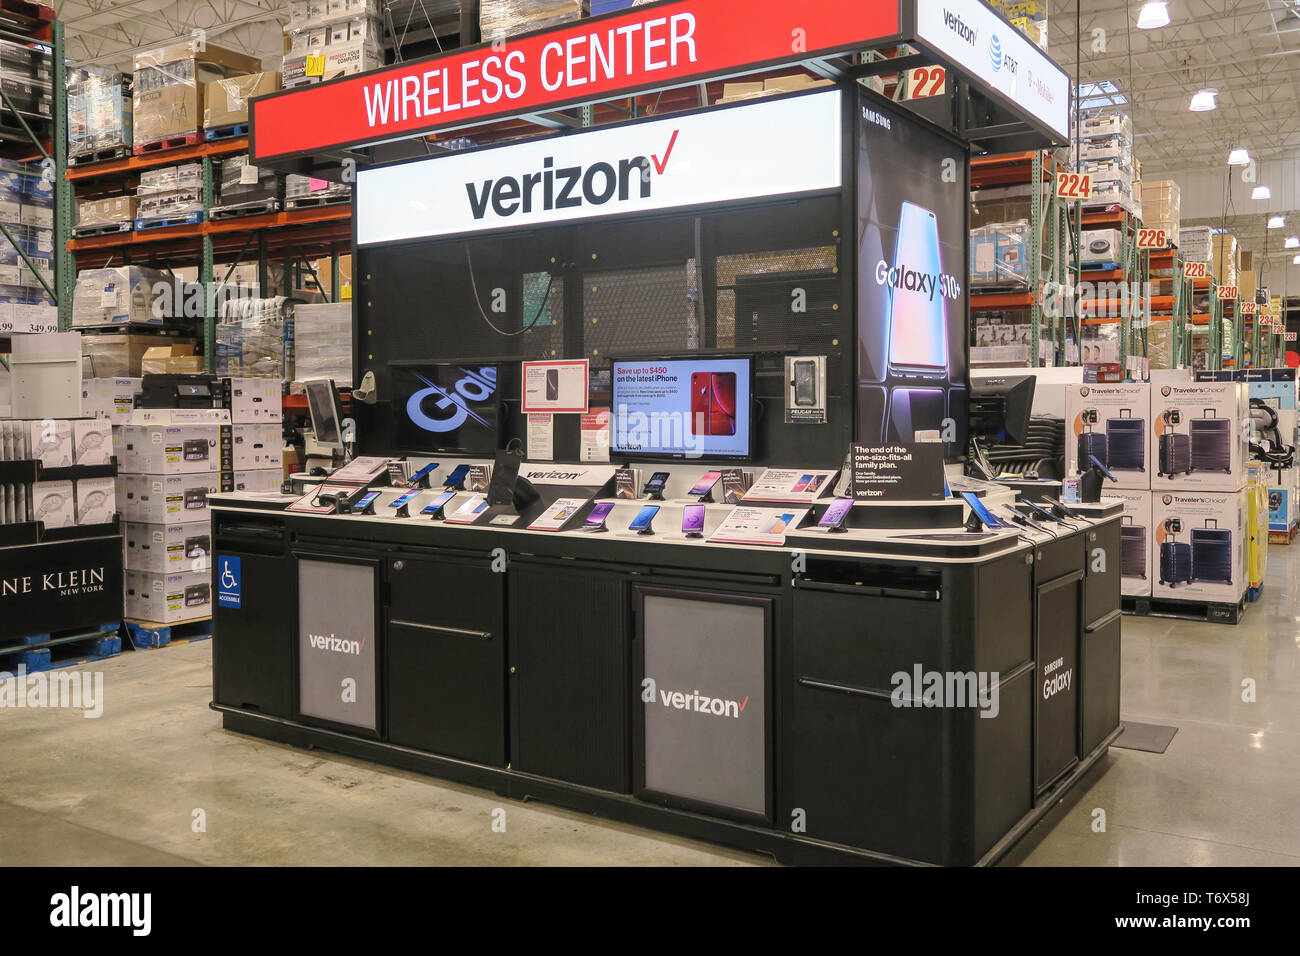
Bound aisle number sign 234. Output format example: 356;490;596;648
1055;171;1092;200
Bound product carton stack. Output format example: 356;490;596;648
283;0;384;88
213;154;283;215
1140;179;1180;249
132;40;261;150
202;71;281;133
215;296;295;379
0;416;117;532
1180;225;1213;265
1065;380;1253;614
293;302;353;385
1071;112;1137;212
0;160;55;315
0;37;53;134
67;66;133;163
135;161;204;227
285;173;350;209
970;220;1031;289
480;0;584;40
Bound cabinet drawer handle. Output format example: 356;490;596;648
389;619;490;640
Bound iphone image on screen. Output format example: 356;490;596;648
888;201;949;381
690;372;738;436
682;503;706;536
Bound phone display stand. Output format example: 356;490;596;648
411;473;431;490
637;525;656;536
697;486;716;504
964;509;987;533
684;529;703;539
1081;467;1105;503
445;478;466;492
827;522;848;535
353;497;377;516
394;502;412;518
645;486;665;501
426;504;448;520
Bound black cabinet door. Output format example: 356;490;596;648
386;555;505;766
1080;610;1122;756
509;562;630;792
1035;573;1081;792
1084;519;1122;622
212;550;294;718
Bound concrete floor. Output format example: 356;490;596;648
2;545;1298;866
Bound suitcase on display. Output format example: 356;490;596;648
1189;410;1233;474
1120;518;1146;579
1078;431;1108;472
1106;410;1146;471
1159;540;1192;586
1190;523;1234;584
1158;431;1191;477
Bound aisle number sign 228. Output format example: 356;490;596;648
1184;261;1208;279
1056;171;1092;200
1136;228;1169;249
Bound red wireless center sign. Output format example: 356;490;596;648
251;0;900;161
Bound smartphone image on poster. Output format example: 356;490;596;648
805;474;827;494
682;503;706;536
790;474;814;494
818;498;853;530
688;471;722;498
690;372;738;436
761;512;795;535
582;501;615;530
629;504;660;532
421;490;456;516
545;368;559;402
888;201;949;382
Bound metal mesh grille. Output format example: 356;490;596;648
584;262;699;365
715;245;839;348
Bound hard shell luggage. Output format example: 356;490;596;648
1078;431;1108;472
1190;520;1233;584
1106;409;1146;471
1158;432;1191;478
1120;518;1147;579
1159;540;1192;586
1189;409;1233;474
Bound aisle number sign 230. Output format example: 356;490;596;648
1055;172;1092;200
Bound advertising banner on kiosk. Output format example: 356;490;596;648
856;90;969;457
298;559;378;732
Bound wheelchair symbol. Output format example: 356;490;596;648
221;562;238;590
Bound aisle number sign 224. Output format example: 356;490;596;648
1055;171;1092;200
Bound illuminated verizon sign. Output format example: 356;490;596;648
356;90;842;245
250;0;897;160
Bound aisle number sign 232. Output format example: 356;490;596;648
1055;171;1092;200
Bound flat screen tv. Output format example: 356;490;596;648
610;355;753;460
392;362;501;454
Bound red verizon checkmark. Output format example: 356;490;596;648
738;695;749;712
652;130;679;175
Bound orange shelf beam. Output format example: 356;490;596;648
970;291;1035;309
66;137;251;181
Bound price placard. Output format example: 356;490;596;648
1287;332;1296;342
1241;301;1258;315
1183;260;1208;279
1136;228;1169;249
1055;171;1092;200
1216;285;1238;300
304;54;326;77
904;65;946;99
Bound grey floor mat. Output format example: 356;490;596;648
1113;721;1178;753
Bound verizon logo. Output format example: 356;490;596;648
943;9;978;44
308;632;365;655
656;686;748;719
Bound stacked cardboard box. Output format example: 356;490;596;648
0;162;54;305
283;0;383;88
1212;233;1238;288
132;40;261;147
214;154;282;211
1071;112;1136;211
294;302;352;385
77;195;138;227
480;0;583;39
1139;179;1179;248
215;296;295;378
285;173;350;206
970;220;1031;287
202;71;280;130
136;162;203;223
0;418;117;531
67;67;133;160
72;266;173;328
0;38;53;129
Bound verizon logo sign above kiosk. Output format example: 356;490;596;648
356;90;842;245
250;0;896;160
914;0;1070;138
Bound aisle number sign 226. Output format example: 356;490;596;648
1136;228;1169;249
1183;261;1208;279
1055;171;1092;200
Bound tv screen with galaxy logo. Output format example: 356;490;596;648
392;363;501;453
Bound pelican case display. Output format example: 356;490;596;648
1189;409;1233;474
1190;521;1233;583
1120;517;1146;580
1105;409;1145;471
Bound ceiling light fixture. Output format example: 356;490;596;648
1285;236;1299;249
1137;1;1171;29
1253;185;1272;200
1189;88;1217;112
1228;147;1250;166
1269;216;1285;229
1292;254;1300;265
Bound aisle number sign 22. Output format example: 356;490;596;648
1056;171;1092;200
1184;261;1208;279
906;66;946;99
1136;228;1169;249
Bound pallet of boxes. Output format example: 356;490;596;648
0;160;56;319
132;39;261;155
283;0;383;89
67;65;133;169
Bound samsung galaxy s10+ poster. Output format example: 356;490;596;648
856;91;968;455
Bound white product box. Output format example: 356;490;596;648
75;476;117;524
1065;383;1150;489
224;376;282;423
118;424;222;475
73;418;114;465
1080;138;1132;163
228;467;282;493
81;377;140;422
128;408;231;425
231;423;282;469
31;480;75;528
1080;229;1121;264
118;472;220;524
1152;490;1247;604
1150;382;1248;492
125;568;212;624
1109;489;1153;597
29;419;73;467
124;521;211;573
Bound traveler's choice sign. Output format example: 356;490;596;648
251;0;897;160
850;442;946;501
0;537;122;641
356;90;841;245
639;591;770;819
298;559;377;731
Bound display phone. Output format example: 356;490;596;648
888;201;949;382
443;463;471;488
421;490;456;518
389;490;420;514
690;372;738;436
1089;454;1118;482
487;451;520;505
1022;500;1061;523
687;471;721;499
629;504;660;534
545;368;559;402
682;503;706;538
407;462;438;487
960;491;1009;530
793;360;817;406
350;490;381;514
581;501;616;532
643;471;670;499
761;512;796;535
818;497;854;532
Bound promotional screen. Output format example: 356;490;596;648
611;357;753;459
857;92;968;454
392;363;501;453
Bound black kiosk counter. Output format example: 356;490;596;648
229;0;1111;864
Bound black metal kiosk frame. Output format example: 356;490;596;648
210;0;1120;866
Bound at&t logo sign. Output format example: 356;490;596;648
989;32;1003;71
